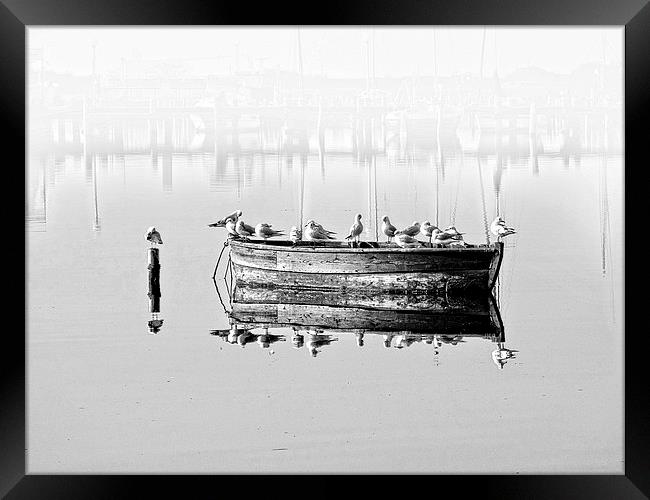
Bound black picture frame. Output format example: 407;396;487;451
6;0;649;497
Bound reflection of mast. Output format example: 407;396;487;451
92;155;100;231
296;29;304;103
479;27;487;79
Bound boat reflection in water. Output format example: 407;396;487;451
211;280;517;368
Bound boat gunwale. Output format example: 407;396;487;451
228;238;500;254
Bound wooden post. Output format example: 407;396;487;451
147;247;163;333
148;247;161;312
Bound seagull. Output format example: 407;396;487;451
289;226;302;245
209;209;242;228
255;223;285;241
396;221;421;237
224;217;239;238
304;220;336;240
235;219;254;238
433;228;463;247
395;233;425;248
443;226;465;238
146;227;163;247
420;221;439;244
304;219;336;236
345;213;363;245
381;216;397;242
490;216;516;240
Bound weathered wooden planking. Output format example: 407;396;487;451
233;266;490;295
232;283;489;311
230;241;498;274
487;242;504;289
229;301;500;335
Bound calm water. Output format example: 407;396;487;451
26;131;623;472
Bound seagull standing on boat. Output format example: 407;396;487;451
420;221;439;244
224;217;239;238
255;223;285;241
395;233;425;248
146;227;163;247
235;219;254;238
443;226;464;238
304;220;336;240
490;216;516;241
289;226;302;245
209;209;242;228
396;221;421;237
381;216;397;242
433;228;464;247
304;220;336;237
345;213;363;245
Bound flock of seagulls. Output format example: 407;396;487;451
206;208;516;247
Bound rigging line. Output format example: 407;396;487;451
373;154;379;241
434;154;439;227
299;153;305;229
451;154;463;225
476;156;490;244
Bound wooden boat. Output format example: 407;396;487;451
228;238;503;296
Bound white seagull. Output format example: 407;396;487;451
420;221;439;244
443;225;465;238
304;219;336;236
255;223;285;240
345;213;363;245
381;216;397;242
289;226;302;245
209;209;242;228
146;226;163;246
490;216;516;240
433;228;464;246
304;220;336;240
395;233;425;248
396;221;421;237
224;217;239;238
235;219;254;238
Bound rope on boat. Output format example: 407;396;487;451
477;157;491;245
212;240;230;279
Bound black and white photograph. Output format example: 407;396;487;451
22;23;630;478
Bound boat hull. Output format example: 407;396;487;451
228;239;503;295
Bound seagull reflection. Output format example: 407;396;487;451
306;332;339;358
491;342;519;369
291;329;305;349
256;328;286;350
393;333;419;349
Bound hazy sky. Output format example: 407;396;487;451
29;27;622;79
